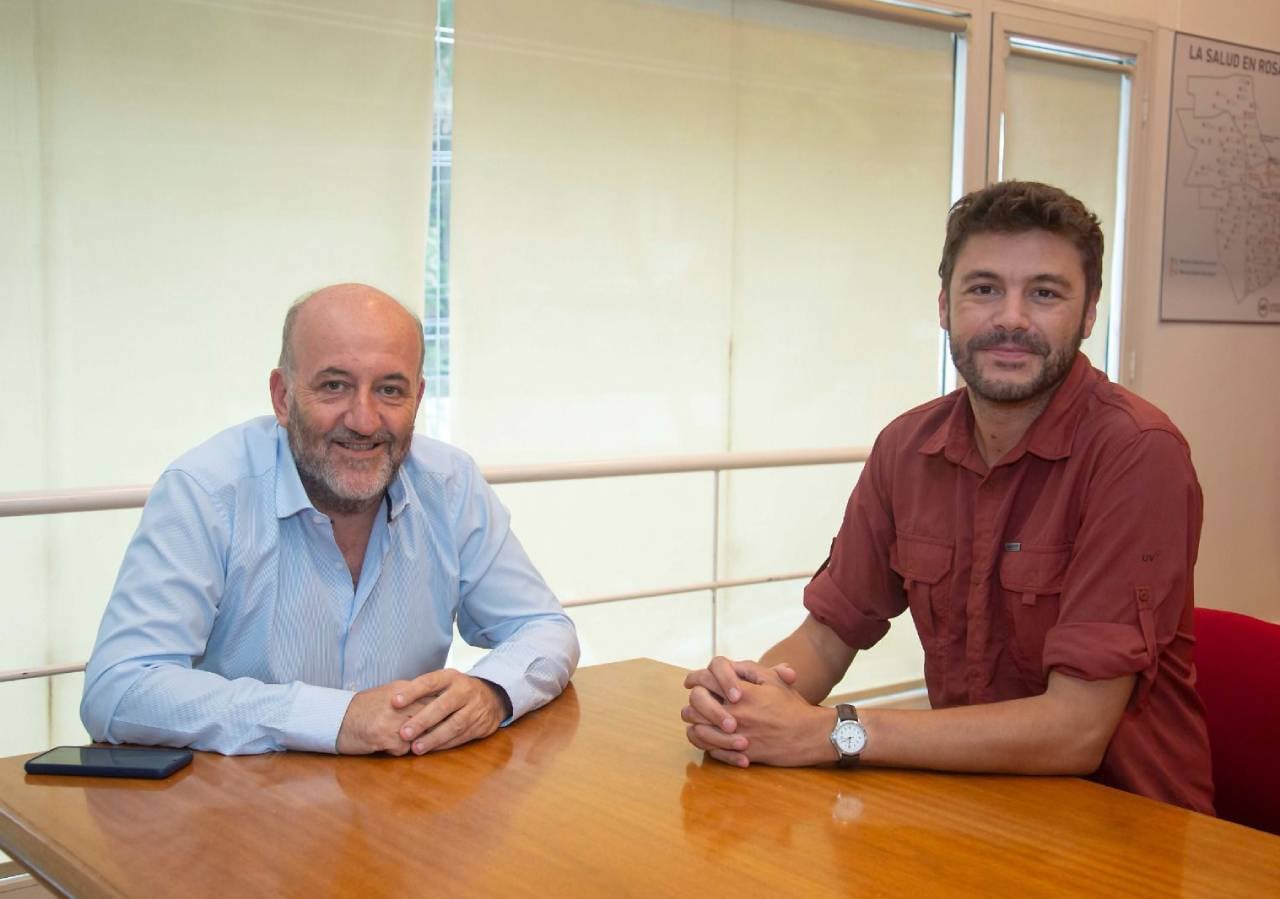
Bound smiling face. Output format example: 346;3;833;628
940;229;1098;405
270;285;425;516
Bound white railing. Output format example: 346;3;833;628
0;446;871;684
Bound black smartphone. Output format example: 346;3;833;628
24;746;193;779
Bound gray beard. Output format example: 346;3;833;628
286;404;404;516
291;448;388;516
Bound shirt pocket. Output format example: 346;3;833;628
997;544;1072;689
890;534;954;649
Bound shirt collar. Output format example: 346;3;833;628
919;390;984;474
274;425;316;520
274;424;413;521
919;352;1096;470
1018;353;1094;462
387;463;411;521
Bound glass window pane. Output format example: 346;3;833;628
719;464;861;582
721;5;954;673
0;520;50;759
1002;53;1125;373
729;1;955;453
496;474;714;609
15;0;437;495
1;0;436;760
452;592;714;672
452;0;956;693
718;582;924;698
451;0;737;463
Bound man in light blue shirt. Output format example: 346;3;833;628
81;284;579;756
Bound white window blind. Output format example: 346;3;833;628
0;0;436;755
450;0;956;688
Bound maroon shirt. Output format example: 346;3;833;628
804;355;1214;813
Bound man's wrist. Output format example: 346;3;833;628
476;677;513;719
799;705;841;766
285;684;357;754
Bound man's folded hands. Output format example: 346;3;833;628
682;658;834;768
337;669;506;756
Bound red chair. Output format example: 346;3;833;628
1193;607;1280;834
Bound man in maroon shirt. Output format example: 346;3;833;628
681;181;1214;813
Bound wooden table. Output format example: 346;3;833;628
1;659;1276;898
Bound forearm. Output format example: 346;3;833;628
858;672;1134;775
84;664;352;755
759;615;855;704
455;477;580;721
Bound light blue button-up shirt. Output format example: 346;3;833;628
81;417;579;755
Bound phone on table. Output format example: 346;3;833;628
24;746;193;779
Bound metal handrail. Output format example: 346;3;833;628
0;446;871;684
0;485;151;518
0;446;869;518
0;663;86;685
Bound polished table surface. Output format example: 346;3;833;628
1;659;1277;898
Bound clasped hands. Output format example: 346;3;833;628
682;657;837;768
336;669;508;756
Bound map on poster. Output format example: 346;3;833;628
1162;33;1280;323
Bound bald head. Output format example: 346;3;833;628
278;283;425;379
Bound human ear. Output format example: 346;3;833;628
1081;296;1099;339
269;369;291;426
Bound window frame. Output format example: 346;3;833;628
985;4;1155;385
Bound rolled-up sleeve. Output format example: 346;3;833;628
1044;429;1202;706
803;441;904;652
450;458;579;722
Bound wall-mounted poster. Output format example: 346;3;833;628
1161;33;1280;323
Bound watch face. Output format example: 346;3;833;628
834;720;867;755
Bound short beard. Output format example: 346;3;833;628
286;397;406;516
950;325;1082;404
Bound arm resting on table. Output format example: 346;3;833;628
450;457;580;723
859;670;1135;775
80;470;353;755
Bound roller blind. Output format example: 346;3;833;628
451;0;955;689
0;0;437;755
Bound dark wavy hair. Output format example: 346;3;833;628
938;181;1104;302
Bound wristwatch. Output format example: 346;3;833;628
829;703;867;768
